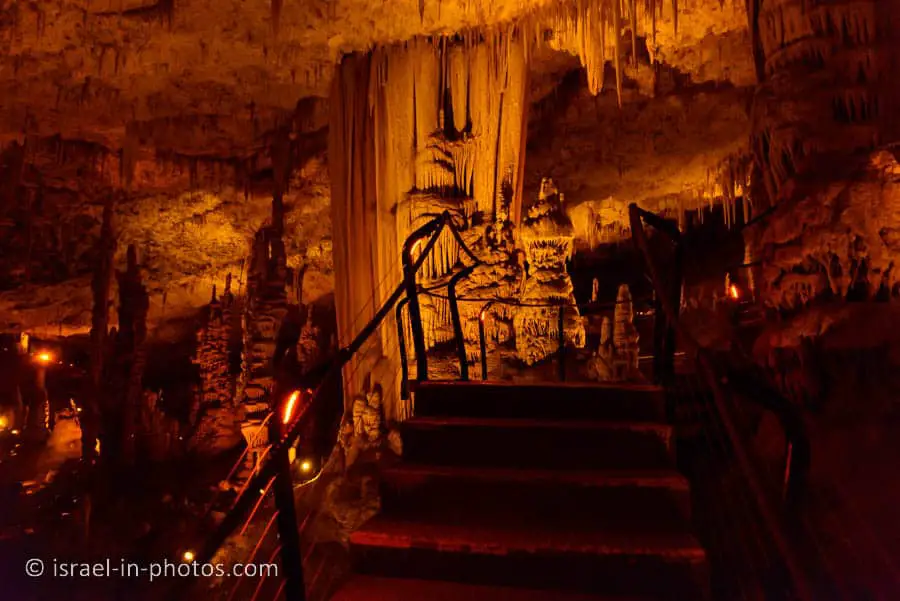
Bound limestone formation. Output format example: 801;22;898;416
748;0;900;310
515;179;586;365
189;277;242;457
362;387;384;446
297;304;321;369
612;284;641;380
589;317;616;382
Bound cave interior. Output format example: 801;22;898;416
1;0;899;599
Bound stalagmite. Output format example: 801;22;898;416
612;284;640;380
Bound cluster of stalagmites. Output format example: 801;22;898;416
337;384;402;470
588;284;641;382
189;274;242;457
91;242;182;465
515;179;586;365
410;177;586;369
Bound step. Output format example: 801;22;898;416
400;417;675;471
350;514;708;600
331;575;654;601
412;381;666;422
380;465;692;523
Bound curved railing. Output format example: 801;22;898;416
629;203;812;600
169;210;485;601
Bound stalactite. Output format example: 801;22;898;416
271;0;282;33
613;0;623;107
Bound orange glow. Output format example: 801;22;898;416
479;307;488;323
182;550;195;563
0;416;8;430
300;460;313;473
35;351;53;365
282;390;301;425
729;284;740;300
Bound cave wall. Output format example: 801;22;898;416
748;0;900;309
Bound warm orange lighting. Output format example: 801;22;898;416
729;284;740;300
479;307;488;323
35;351;53;365
182;550;195;563
282;390;301;425
0;416;8;430
300;460;313;473
412;239;425;255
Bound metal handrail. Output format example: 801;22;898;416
629;202;812;600
169;212;462;601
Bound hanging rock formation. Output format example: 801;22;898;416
748;0;900;310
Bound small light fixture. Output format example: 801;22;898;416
729;284;740;300
11;429;20;436
282;390;301;425
0;416;8;430
300;459;313;474
479;307;488;323
35;351;53;365
182;550;195;563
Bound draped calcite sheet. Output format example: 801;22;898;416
748;0;900;309
329;35;532;419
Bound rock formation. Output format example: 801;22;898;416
515;179;586;365
612;284;641;380
748;0;900;311
189;277;242;457
588;316;615;381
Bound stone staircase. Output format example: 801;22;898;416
331;381;709;600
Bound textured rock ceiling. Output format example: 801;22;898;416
1;0;749;154
0;0;754;336
1;0;562;151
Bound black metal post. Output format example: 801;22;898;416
395;298;410;400
449;265;476;381
269;416;306;601
665;240;684;383
652;289;666;384
403;241;429;382
557;305;566;381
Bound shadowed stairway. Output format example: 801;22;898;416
331;381;710;600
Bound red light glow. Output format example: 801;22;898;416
282;390;301;425
729;284;740;300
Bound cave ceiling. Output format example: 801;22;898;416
1;0;750;159
0;0;754;336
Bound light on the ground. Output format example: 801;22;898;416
282;390;301;425
182;550;195;563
